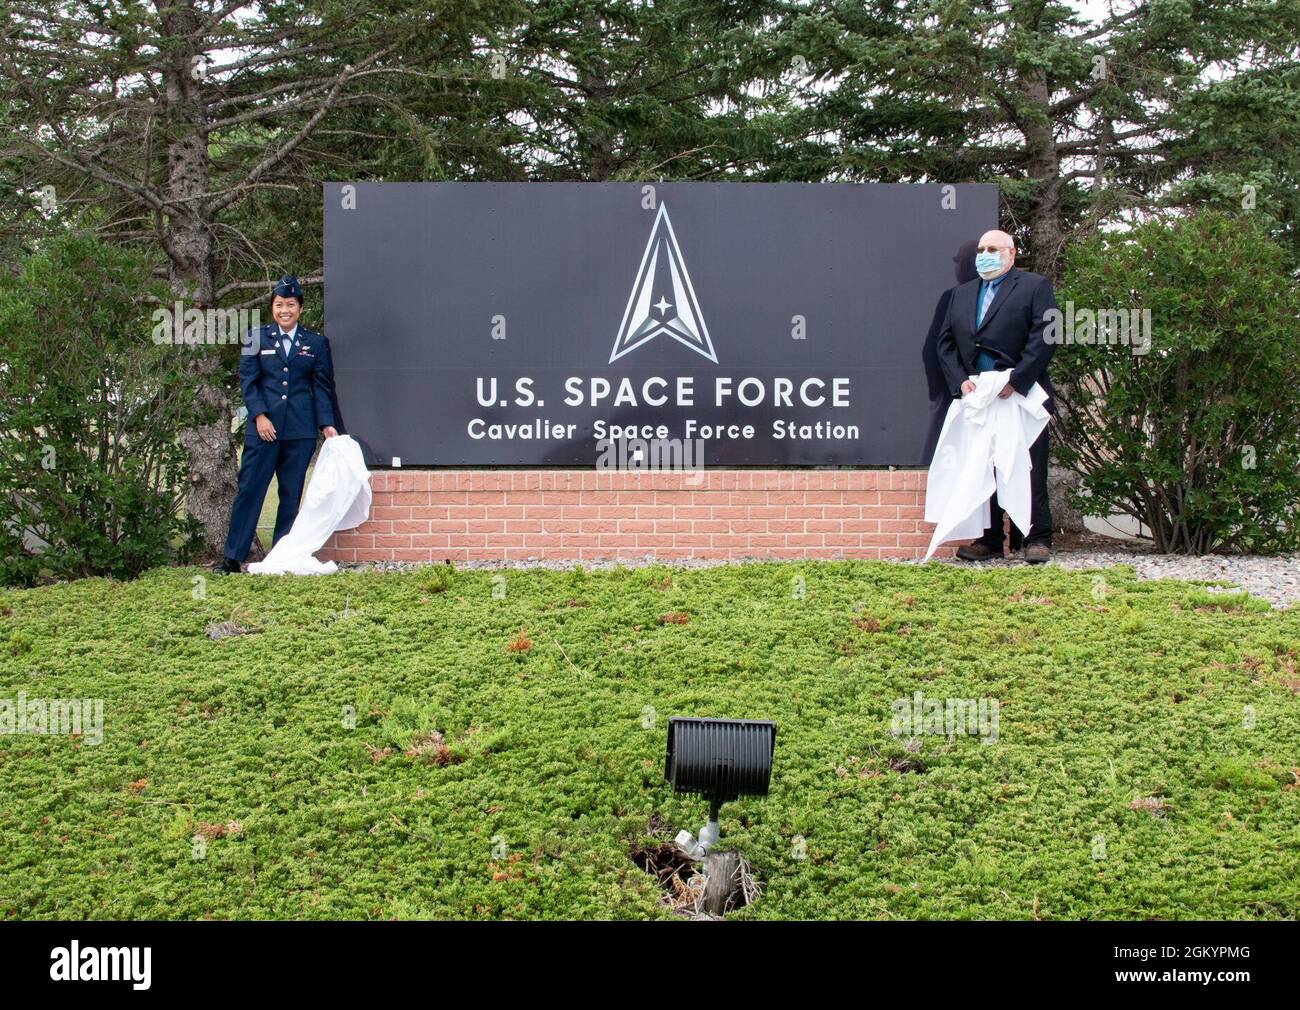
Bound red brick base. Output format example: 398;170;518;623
317;469;952;564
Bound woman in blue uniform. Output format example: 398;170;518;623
215;276;338;573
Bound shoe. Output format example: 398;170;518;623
1022;543;1051;564
212;557;242;574
955;542;1002;561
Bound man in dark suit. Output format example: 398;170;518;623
935;230;1058;563
214;275;338;573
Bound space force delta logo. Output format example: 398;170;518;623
609;203;717;364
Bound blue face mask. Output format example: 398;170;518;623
975;251;1003;276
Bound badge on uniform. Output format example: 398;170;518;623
260;349;276;355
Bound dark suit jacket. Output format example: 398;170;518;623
936;266;1058;413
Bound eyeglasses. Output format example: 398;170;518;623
975;245;1011;254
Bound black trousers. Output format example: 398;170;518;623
975;424;1052;549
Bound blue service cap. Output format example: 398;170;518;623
271;275;304;301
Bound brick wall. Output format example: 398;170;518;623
317;469;953;564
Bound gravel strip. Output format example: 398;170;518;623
339;548;1300;609
922;550;1300;609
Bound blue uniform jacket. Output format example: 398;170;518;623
240;324;336;445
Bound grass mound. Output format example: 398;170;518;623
0;561;1297;919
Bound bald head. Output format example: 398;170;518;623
975;230;1016;280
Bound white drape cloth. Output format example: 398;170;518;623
248;434;372;575
923;371;1050;561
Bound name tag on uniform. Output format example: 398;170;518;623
260;349;276;355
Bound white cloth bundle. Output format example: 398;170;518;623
923;371;1050;561
248;434;372;575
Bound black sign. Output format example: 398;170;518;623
323;182;996;466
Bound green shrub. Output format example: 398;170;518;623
0;233;204;585
1052;211;1300;553
376;696;444;750
1198;758;1286;792
6;629;33;655
420;562;457;594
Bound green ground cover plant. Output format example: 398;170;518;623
0;561;1296;920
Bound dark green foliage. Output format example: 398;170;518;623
775;1;1300;274
0;234;205;585
1053;211;1300;553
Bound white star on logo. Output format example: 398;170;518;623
609;202;716;364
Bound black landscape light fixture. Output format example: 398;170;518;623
664;716;776;858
